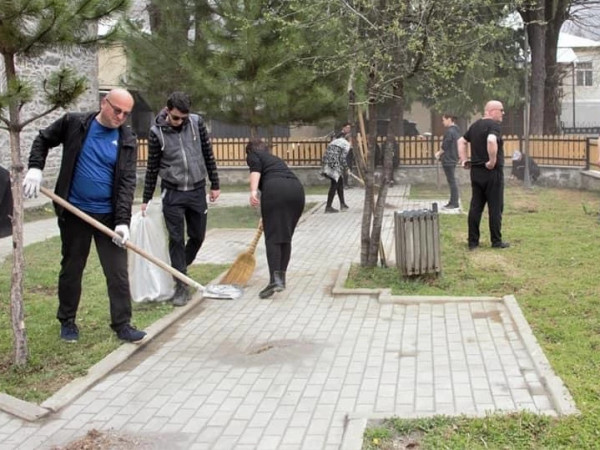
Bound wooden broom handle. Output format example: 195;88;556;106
40;187;204;290
247;220;263;253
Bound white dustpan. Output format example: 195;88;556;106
203;284;243;300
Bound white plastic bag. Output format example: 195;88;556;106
128;200;175;302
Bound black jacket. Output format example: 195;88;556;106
28;112;137;226
512;155;540;182
0;166;12;238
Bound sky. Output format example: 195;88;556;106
563;3;600;41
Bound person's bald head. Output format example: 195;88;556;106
97;88;134;128
484;100;504;123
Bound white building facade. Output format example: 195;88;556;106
558;33;600;132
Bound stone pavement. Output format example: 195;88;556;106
0;185;576;449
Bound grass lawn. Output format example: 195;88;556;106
360;182;600;449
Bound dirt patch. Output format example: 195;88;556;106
28;285;56;296
52;429;156;450
509;189;539;213
217;339;322;367
366;430;424;449
470;251;519;278
472;309;503;324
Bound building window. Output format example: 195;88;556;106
576;62;593;86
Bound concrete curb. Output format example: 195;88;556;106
333;261;501;303
502;294;579;416
0;394;50;421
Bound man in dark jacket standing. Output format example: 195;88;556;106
435;114;461;209
458;100;509;250
23;88;146;343
141;92;220;306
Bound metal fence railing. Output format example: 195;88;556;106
136;135;599;170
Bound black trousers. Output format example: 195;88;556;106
58;211;132;330
468;166;504;246
442;164;459;206
162;187;207;275
326;177;345;208
265;241;292;278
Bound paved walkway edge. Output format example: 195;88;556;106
502;294;579;416
0;393;50;421
333;262;501;303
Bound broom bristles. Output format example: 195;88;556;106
220;251;256;285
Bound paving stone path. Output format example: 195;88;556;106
0;185;576;449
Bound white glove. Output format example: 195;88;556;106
23;168;43;198
112;224;130;247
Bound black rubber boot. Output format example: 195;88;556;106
273;271;286;292
171;281;190;307
259;273;277;299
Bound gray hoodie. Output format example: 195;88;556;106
143;109;219;203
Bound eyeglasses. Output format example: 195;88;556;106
169;112;189;122
105;98;131;118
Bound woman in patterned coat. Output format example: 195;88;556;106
321;137;350;213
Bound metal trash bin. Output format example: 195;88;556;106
394;204;441;277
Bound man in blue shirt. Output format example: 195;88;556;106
23;88;146;343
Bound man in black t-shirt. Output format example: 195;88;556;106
458;100;509;250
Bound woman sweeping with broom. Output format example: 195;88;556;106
246;138;305;299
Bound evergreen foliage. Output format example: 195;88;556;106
125;0;348;131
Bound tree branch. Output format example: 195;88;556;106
18;105;60;130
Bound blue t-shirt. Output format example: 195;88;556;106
69;120;119;213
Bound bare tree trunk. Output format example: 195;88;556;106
543;0;570;134
360;66;377;267
348;65;356;126
528;1;545;135
543;24;561;134
10;130;27;366
5;52;29;365
147;0;162;32
369;79;403;268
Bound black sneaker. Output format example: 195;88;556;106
60;321;79;343
340;204;349;211
492;242;510;249
325;206;339;213
116;324;147;343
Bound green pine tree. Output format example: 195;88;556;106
125;0;347;135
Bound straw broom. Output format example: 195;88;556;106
220;220;263;285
